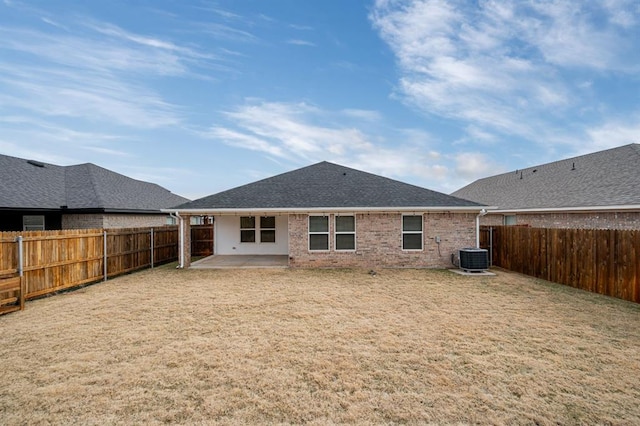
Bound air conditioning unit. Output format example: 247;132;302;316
459;248;489;272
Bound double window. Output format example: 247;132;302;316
402;215;423;250
240;216;276;243
308;215;356;251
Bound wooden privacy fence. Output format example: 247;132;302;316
0;226;179;314
482;226;640;303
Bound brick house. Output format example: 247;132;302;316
166;161;488;268
451;144;640;230
0;154;189;231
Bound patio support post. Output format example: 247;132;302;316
182;215;192;268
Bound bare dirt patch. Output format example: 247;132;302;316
1;266;639;424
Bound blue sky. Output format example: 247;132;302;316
1;0;639;200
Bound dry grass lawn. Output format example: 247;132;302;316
1;265;639;425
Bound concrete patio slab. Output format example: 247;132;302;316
190;255;289;269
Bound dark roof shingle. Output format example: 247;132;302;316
0;154;189;211
175;161;483;210
451;144;640;210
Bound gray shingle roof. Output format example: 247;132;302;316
451;144;640;210
0;154;189;211
175;161;484;210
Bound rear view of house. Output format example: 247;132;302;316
0;154;189;231
167;161;488;268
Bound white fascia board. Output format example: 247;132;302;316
489;205;640;214
161;206;495;215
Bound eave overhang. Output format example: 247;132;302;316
487;205;640;214
162;206;496;216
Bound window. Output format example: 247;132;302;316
402;215;423;250
260;216;276;243
504;215;516;226
309;216;329;251
240;216;256;242
23;215;45;231
335;215;355;250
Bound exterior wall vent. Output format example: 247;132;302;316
27;160;45;168
459;248;488;272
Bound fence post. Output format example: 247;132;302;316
151;228;155;269
16;236;25;310
103;230;108;281
489;227;493;267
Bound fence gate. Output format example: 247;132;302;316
0;237;24;315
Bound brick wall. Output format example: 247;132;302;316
61;214;104;229
288;212;476;269
62;214;170;229
480;214;504;227
481;211;640;230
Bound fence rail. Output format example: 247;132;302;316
482;226;640;303
0;226;180;314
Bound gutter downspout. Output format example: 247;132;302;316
171;212;184;268
476;209;487;248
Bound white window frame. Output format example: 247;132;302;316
308;215;330;251
23;215;45;231
402;214;423;251
334;215;356;251
259;216;276;243
504;215;516;226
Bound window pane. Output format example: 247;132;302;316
240;230;256;243
309;234;329;250
403;215;422;232
336;234;355;250
335;216;355;232
403;233;422;250
309;216;328;232
240;216;255;229
261;216;276;228
260;230;276;243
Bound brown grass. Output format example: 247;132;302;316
1;266;639;425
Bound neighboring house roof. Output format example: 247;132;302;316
451;143;640;212
0;154;189;212
172;161;485;212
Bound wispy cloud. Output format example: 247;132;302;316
370;0;640;147
0;12;235;128
202;100;465;189
289;24;314;31
286;39;316;47
341;109;383;121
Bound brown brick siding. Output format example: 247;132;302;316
482;212;640;230
288;212;476;269
62;214;169;229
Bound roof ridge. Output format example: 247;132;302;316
66;163;103;208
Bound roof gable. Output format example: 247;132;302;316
452;144;640;210
176;161;483;210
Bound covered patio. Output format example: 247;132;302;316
190;255;289;269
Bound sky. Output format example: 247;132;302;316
1;0;639;201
